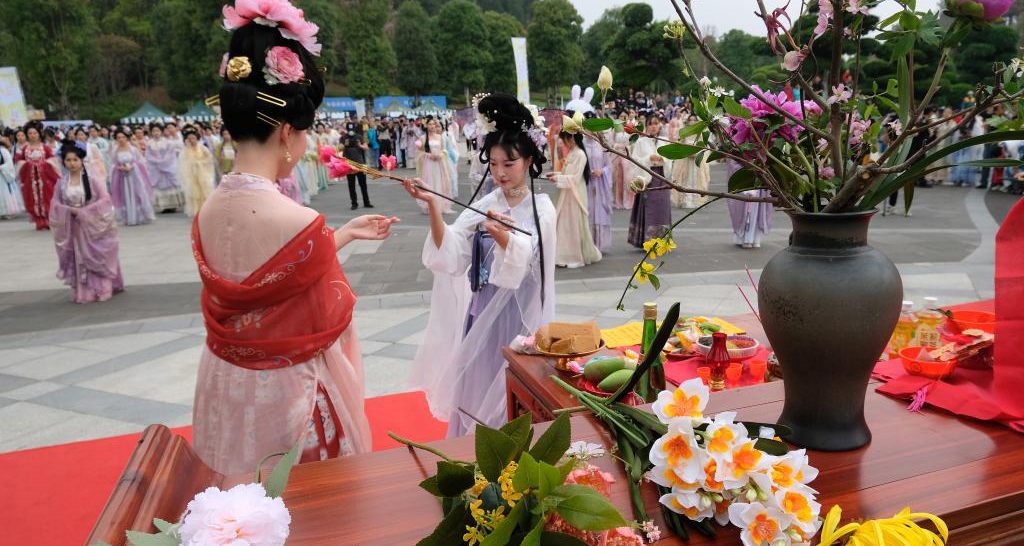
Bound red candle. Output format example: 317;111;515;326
705;332;730;390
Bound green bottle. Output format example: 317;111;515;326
637;302;664;403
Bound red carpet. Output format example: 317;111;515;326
2;390;446;546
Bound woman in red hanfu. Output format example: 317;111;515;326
191;0;399;475
15;121;60;230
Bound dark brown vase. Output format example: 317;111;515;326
758;210;902;451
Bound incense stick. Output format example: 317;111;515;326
737;285;762;325
343;159;533;237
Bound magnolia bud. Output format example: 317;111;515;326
561;115;580;135
701;495;712;508
746;489;758;502
598;65;613;92
712;493;724;502
759;490;769;501
628;176;647;193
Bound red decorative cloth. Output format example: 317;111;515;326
192;214;356;370
665;346;773;388
873;198;1024;432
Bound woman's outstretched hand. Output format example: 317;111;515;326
345;215;400;241
401;178;435;205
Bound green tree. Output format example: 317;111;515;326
482;11;526;94
953;25;1017;90
434;0;490;103
476;0;534;25
602;4;680;92
0;0;99;116
150;0;223;102
527;0;584;104
581;7;623;86
710;29;776;94
394;0;438;98
100;0;158;88
341;0;397;100
294;0;342;77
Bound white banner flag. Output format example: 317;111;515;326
0;67;29;127
511;37;530;105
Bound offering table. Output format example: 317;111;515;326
87;380;1024;546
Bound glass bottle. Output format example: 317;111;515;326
915;296;943;349
885;300;918;358
637;302;663;403
706;332;730;391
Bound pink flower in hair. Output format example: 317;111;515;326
222;0;321;56
264;46;304;85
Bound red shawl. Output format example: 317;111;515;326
192;214;356;370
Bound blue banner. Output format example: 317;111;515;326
418;95;448;109
374;96;414;110
323;97;357;111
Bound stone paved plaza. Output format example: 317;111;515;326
0;161;1014;453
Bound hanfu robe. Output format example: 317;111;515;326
627;136;672;248
0;146;24;216
179;143;215;217
670;134;710;209
146;138;185;211
109;146;155;226
584;136;613;252
411;189;556;437
416;135;455;214
725;162;773;247
611;130;634;209
551;147;602;267
15;143;60;229
191;173;371;475
49;169;124;303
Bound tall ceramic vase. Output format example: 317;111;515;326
758;210;902;451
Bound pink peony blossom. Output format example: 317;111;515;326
951;0;1014;20
819;166;836;179
814;0;833;38
781;49;806;71
263;46;304;85
826;83;852;105
328;156;356;178
847;0;869;15
727;86;824;151
179;483;290;546
222;0;321;56
219;53;229;78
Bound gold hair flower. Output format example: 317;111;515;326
226;56;252;82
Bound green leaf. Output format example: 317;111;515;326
582;118;614;132
262;440;301;498
878;11;902;29
537;461;564;502
897;56;911;124
898;10;919;31
678;121;707;140
657;143;701;160
419;475;443;496
728;168;758;193
723;96;752;119
704;151;724;164
151;519;174;534
540;532;593;546
416;503;472;546
607;302;681;403
706;94;719;111
125;531;178;546
891;33;915;60
903;180;915;215
512;451;539;492
958;159;1024;168
753;438;790;456
629;133;640;144
885;78;899;97
475;425;518;482
554;488;629;531
500;413;533;454
436;460;476;496
876;95;898;113
480;500;525;546
521;520;546;546
528;412;571;465
648;273;661;291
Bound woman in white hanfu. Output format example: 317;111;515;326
547;130;601;267
405;93;556;438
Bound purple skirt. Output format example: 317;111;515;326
628;167;672;247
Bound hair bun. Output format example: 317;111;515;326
478;93;534;134
59;138;87;159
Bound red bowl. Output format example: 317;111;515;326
952;311;995;334
900;346;957;380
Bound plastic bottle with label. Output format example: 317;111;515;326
886;300;918;358
915;296;944;349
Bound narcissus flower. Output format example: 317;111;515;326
653;378;709;423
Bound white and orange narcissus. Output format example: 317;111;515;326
653;378;710;423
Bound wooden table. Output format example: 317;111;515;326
506;312;771;424
87;381;1024;546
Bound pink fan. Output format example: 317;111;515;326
327;156;355;178
318;145;336;165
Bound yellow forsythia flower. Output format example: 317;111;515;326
634;261;655;283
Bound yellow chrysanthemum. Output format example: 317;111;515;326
818;505;949;546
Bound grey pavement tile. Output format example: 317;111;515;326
48;334;203;385
370;342;419;360
377;293;428;309
2;380;64;401
30;385;191;426
555;303;607;317
0;396;15;409
553;280;592;294
0;373;36;395
355;297;382;311
367;312;430;342
1;347;114;380
137;315;196;334
363;356;415;398
81;321;144;340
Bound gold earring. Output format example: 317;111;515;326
285;150;292;163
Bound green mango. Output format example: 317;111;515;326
583;357;627;383
598;368;635;392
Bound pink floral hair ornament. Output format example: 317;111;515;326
379;155;397;171
222;0;322;56
263;46;304;85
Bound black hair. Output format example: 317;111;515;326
60;139;92;202
473;92;548;304
182;127;200;141
219;20;324;143
113;128;131;140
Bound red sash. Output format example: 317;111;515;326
192;214;356;370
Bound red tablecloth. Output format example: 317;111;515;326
664;347;773;389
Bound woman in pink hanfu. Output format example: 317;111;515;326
191;1;399;476
49;141;124;303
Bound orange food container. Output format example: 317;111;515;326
900;346;957;380
952;310;996;334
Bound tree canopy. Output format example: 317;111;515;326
394;0;439;97
433;0;491;103
482;11;527;95
527;0;585;99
